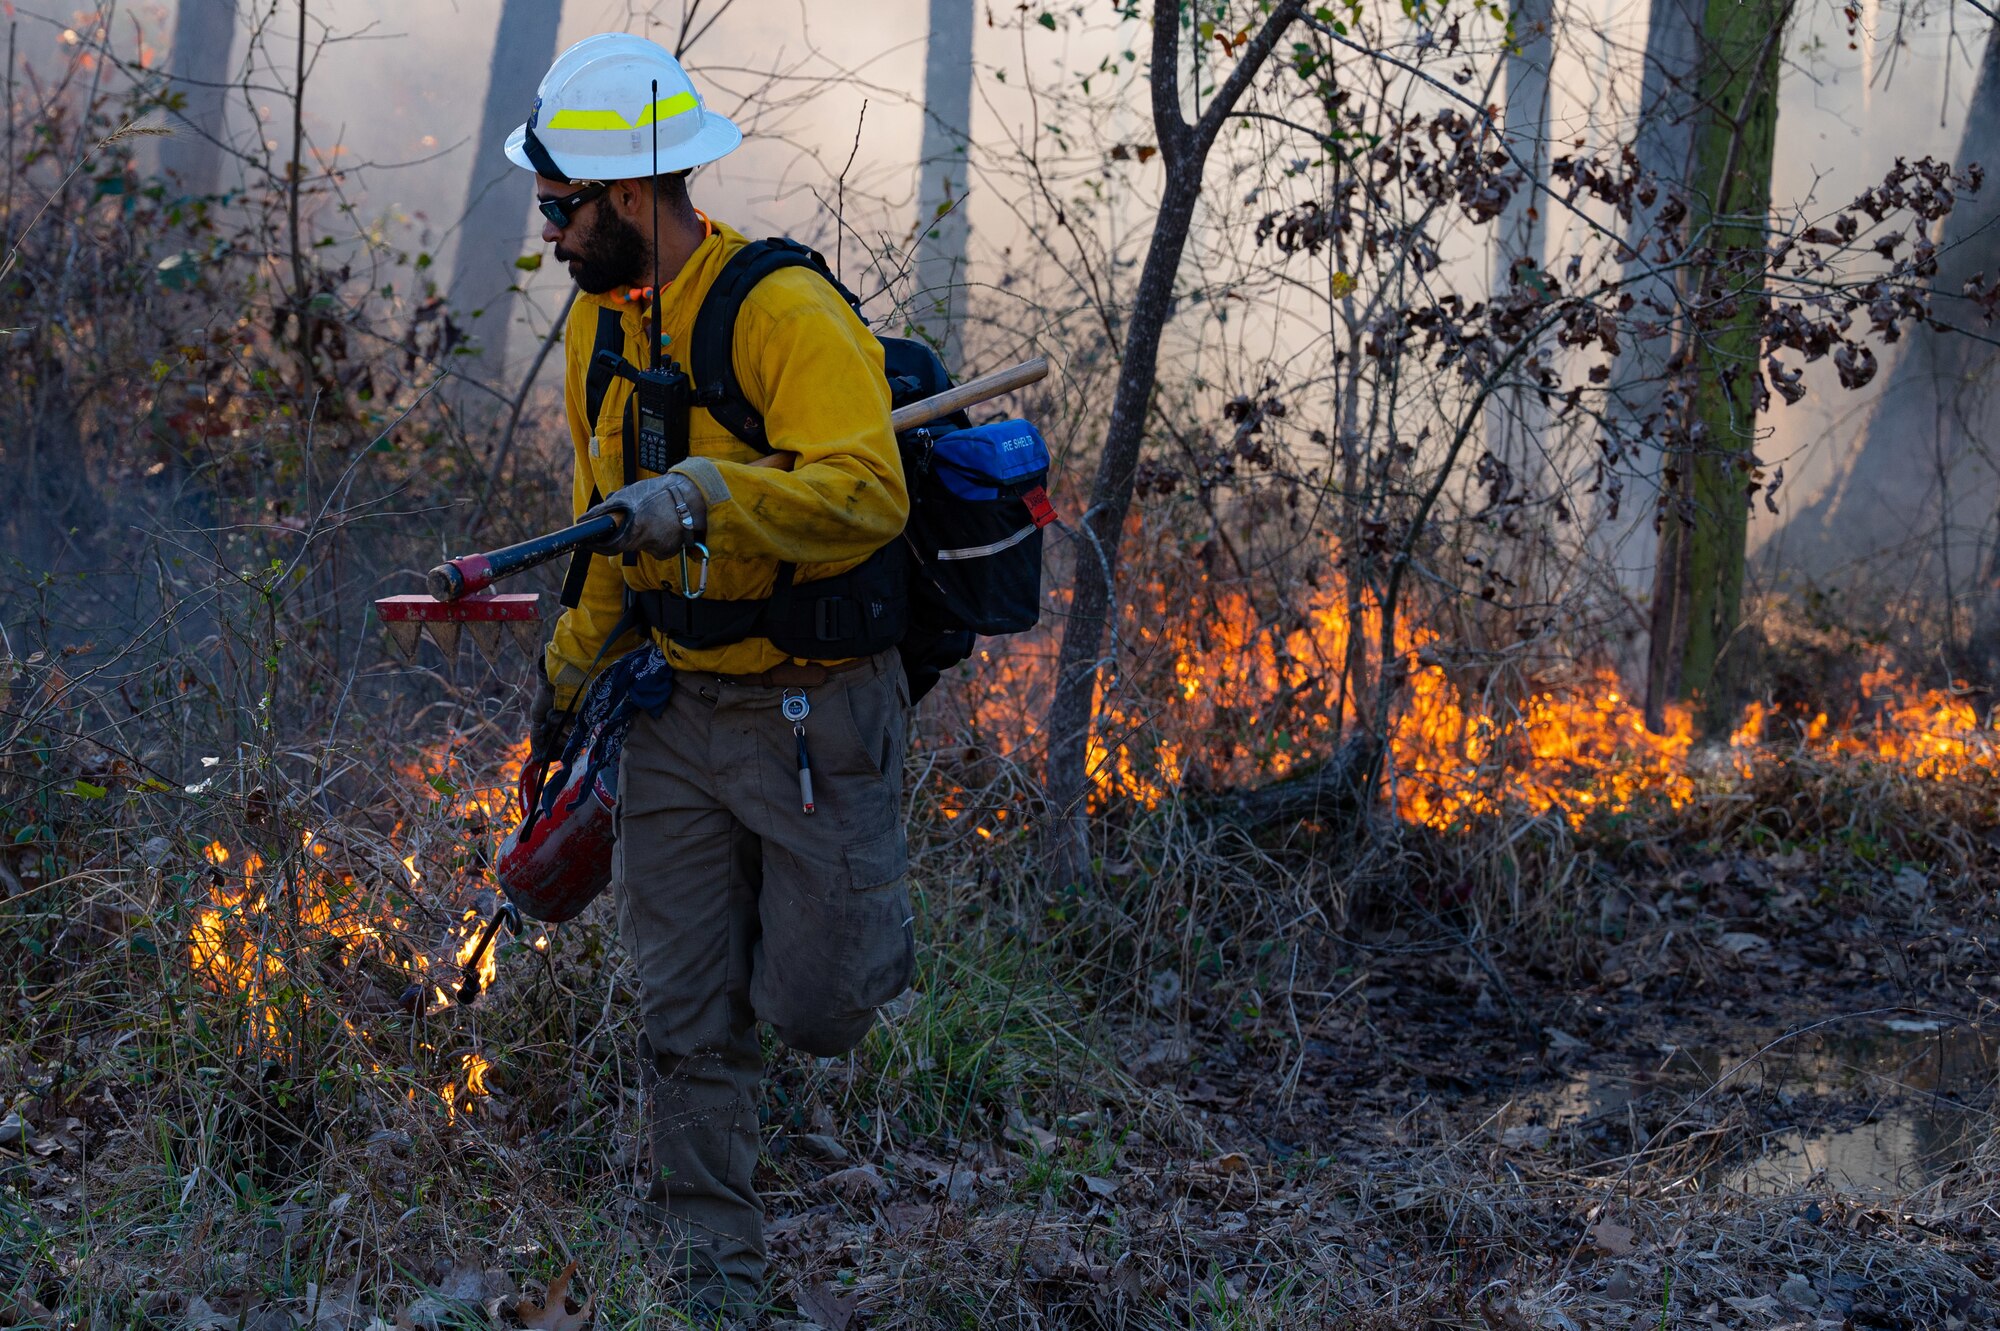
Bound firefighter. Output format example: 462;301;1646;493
505;33;914;1315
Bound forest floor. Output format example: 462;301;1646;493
4;772;2000;1330
744;836;2000;1331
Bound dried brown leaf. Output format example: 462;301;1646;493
823;1163;891;1200
303;1277;366;1331
1589;1218;1637;1255
1004;1108;1057;1152
792;1281;858;1331
0;1291;54;1329
183;1297;240;1331
517;1262;592;1331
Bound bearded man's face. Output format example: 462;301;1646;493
556;197;648;295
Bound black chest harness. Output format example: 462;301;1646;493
558;241;906;661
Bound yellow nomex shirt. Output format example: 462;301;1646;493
543;220;908;707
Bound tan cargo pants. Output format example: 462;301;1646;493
613;646;914;1314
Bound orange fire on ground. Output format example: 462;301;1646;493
1731;666;2000;781
185;738;531;1115
179;574;1999;1104
952;568;1999;832
442;1051;494;1121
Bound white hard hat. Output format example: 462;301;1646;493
504;33;741;182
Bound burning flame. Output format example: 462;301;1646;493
184;737;530;1111
443;1051;493;1121
176;556;2000;1125
190;841;276;1024
454;907;498;994
954;559;1999;832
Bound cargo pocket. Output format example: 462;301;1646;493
842;823;908;891
839;833;915;1011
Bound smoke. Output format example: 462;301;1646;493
4;1;1988;614
8;2;932;297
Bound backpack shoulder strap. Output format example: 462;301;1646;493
557;485;603;609
583;304;625;428
691;238;863;452
562;306;630;605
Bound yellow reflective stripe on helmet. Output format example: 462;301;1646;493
546;92;698;132
543;108;627;130
637;92;698;125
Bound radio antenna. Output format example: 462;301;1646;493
650;77;662;372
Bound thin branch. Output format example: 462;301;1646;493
676;0;737;58
1149;0;1191;160
1192;0;1310;154
475;286;579;531
1304;16;1632;255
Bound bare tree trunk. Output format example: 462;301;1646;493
913;0;974;371
1484;0;1553;494
1039;0;1306;883
1775;25;2000;644
1924;29;2000;675
160;0;238;196
1601;0;1702;608
446;0;564;390
1644;0;1791;732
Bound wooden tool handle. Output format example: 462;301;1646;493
890;355;1049;432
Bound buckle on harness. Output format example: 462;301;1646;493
814;598;847;642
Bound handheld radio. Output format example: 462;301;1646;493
628;358;691;474
596;76;691;476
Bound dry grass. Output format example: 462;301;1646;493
5;679;1999;1328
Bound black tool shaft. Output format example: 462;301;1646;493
428;515;620;601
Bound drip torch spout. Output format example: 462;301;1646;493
455;902;523;1005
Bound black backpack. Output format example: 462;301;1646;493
682;238;1052;701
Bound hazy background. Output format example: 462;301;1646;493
7;0;1988;550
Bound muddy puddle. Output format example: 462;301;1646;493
1523;1018;1999;1197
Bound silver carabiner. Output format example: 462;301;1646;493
679;540;710;599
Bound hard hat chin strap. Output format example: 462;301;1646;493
522;97;576;183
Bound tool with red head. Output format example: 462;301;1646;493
409;355;1048;616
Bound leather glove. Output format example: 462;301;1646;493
527;671;572;763
582;473;708;558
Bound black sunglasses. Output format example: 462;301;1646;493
538;181;607;228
